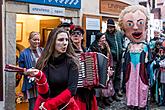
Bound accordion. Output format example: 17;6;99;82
4;64;26;72
77;52;109;88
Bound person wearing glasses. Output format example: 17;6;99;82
18;31;43;110
70;25;98;110
70;25;86;53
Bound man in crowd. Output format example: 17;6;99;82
105;18;124;101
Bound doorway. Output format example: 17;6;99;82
15;14;61;110
40;19;61;47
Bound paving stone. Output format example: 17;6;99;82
98;94;165;110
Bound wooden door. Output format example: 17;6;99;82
40;19;61;47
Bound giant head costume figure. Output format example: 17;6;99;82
119;5;151;108
119;5;149;43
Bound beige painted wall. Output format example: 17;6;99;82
80;0;140;25
120;0;140;5
81;0;139;15
157;0;165;20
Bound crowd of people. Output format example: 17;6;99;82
16;4;165;110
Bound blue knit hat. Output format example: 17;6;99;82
107;19;115;26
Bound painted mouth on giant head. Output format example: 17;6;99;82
132;32;142;39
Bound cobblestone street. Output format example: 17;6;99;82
98;94;165;110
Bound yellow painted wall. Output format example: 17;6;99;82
16;14;60;49
16;14;40;48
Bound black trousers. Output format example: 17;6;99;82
113;60;122;93
28;97;36;110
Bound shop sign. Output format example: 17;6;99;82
16;0;81;9
100;0;129;16
29;4;65;16
86;18;100;30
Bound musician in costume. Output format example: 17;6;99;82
89;32;114;109
18;31;43;110
70;25;86;53
118;5;151;109
70;25;98;110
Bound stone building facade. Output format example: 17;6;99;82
1;0;142;110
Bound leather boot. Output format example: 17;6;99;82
103;97;111;106
117;90;123;97
97;97;106;109
108;96;113;103
112;94;121;101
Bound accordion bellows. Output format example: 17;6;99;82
77;52;109;88
4;64;26;72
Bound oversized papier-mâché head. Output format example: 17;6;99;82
118;5;150;43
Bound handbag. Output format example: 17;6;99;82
101;79;115;97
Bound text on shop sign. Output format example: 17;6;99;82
29;4;65;16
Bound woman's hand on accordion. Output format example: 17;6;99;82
107;66;114;77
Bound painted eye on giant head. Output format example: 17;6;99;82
127;22;134;27
137;20;144;25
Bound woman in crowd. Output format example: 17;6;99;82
18;31;43;110
89;32;114;109
23;28;79;110
70;25;98;110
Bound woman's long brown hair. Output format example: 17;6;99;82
35;28;79;70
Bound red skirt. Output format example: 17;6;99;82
74;95;98;110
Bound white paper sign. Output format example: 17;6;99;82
153;19;162;32
29;4;65;16
86;18;100;30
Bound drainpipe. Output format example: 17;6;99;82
0;0;3;101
